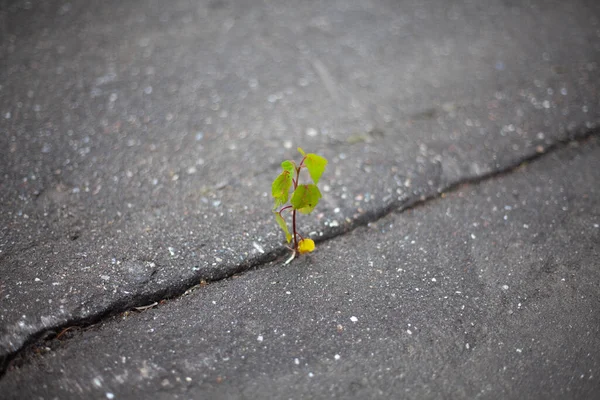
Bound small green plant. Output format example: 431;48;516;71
272;148;328;261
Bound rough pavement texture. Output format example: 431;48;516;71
1;0;600;391
2;134;599;400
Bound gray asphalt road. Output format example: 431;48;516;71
3;134;599;400
1;0;600;397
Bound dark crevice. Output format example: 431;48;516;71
313;128;600;244
1;127;599;378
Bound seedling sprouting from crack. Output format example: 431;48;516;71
272;148;328;263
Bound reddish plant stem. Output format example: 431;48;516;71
278;205;293;217
299;156;307;168
292;209;298;251
292;164;302;252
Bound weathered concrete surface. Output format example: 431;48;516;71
1;0;600;367
2;133;599;400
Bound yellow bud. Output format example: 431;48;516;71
297;238;315;254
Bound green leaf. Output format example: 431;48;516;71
281;160;295;175
297;147;306;156
291;184;322;214
304;153;328;184
274;212;292;243
271;170;292;209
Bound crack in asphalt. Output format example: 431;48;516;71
1;127;599;378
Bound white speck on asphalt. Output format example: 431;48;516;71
257;335;263;342
252;242;265;253
306;128;318;137
334;354;340;360
502;285;509;290
350;316;358;322
406;329;412;335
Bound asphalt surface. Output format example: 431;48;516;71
3;134;600;400
1;0;600;398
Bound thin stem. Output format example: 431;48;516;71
292;164;301;252
293;167;300;189
278;205;293;217
299;156;307;168
292;208;298;251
